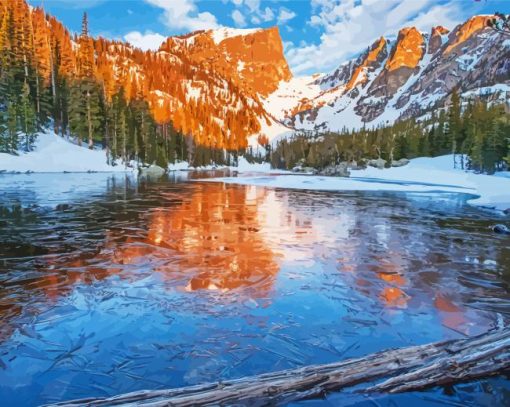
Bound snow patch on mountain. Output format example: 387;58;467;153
210;28;261;45
262;76;323;122
249;116;293;147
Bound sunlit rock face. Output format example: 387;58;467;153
345;37;388;93
362;27;425;103
160;27;292;97
444;15;493;54
286;14;509;132
385;27;425;72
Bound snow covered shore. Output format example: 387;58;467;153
0;131;133;173
2;133;509;212
201;155;510;212
0;131;272;174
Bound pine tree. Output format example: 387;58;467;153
6;100;18;153
447;88;464;168
20;80;36;151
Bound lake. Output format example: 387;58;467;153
0;172;509;406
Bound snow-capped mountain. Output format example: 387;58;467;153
265;16;510;137
3;0;510;149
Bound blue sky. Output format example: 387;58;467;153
28;1;510;75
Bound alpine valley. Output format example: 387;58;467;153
0;0;509;160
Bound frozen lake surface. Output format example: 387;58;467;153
0;172;509;406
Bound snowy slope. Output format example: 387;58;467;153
270;16;510;135
0;131;134;173
262;75;324;122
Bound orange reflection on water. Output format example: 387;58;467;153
116;183;280;296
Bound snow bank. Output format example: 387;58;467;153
236;157;271;172
200;155;510;212
0;131;134;173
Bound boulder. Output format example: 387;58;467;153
346;160;365;170
319;163;350;177
391;158;410;167
492;224;510;235
368;158;387;169
504;208;510;216
140;164;166;177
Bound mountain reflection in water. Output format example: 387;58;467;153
0;172;509;406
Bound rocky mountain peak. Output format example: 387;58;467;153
385;27;425;71
277;14;508;140
444;15;492;54
160;26;291;97
428;26;450;54
345;36;388;91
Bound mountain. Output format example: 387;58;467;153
95;26;292;150
1;0;509;155
0;0;292;152
267;15;510;136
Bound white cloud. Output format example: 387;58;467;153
145;0;220;32
287;0;466;75
232;9;247;27
277;8;296;25
124;31;167;51
229;0;275;24
261;7;275;22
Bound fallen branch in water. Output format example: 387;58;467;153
48;327;510;407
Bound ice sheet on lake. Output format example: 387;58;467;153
202;155;510;212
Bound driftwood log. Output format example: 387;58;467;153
48;327;510;407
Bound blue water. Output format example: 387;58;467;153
0;172;509;406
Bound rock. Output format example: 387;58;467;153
492;224;510;235
319;163;350;177
367;158;387;169
348;161;367;170
56;203;71;211
504;208;510;216
391;158;410;167
292;165;314;174
140;164;166;177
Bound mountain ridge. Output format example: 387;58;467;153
1;0;508;152
268;14;509;138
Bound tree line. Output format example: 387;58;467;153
267;91;510;174
0;1;254;168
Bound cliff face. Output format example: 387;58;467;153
160;27;292;97
364;28;425;101
0;0;292;149
283;14;509;134
444;15;493;54
428;26;449;55
2;0;508;148
385;27;425;72
345;37;388;92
